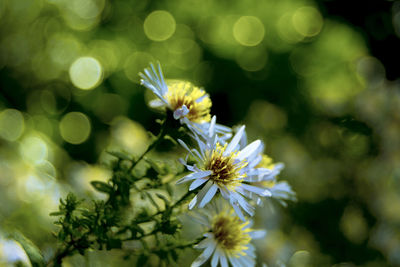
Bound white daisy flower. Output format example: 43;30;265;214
140;63;212;123
177;119;277;221
191;200;266;267
139;63;231;138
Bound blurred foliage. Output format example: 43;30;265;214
0;0;400;266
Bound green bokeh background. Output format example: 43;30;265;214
0;0;399;266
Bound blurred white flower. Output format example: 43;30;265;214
191;199;265;267
239;131;296;207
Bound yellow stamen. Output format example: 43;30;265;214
212;212;251;255
257;154;275;169
204;143;247;190
165;81;211;123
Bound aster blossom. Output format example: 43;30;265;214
177;117;280;220
140;63;212;122
190;199;265;267
139;63;232;140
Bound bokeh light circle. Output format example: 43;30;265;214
20;136;48;165
292;7;323;37
233;16;265;46
0;109;25;142
59;112;91;144
69;57;103;90
144;10;176;41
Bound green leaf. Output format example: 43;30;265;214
8;231;45;267
156;193;170;207
166;183;173;196
90;181;113;194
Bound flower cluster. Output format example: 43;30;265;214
140;63;296;267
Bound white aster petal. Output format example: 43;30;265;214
190;180;213;209
249;230;266;239
148;99;166;108
173;104;190;119
199;184;219;208
241;184;272;197
189;195;198;210
211;248;220;267
191;240;216;267
237;140;262;161
189;177;209;191
224;125;245;156
176;171;212;184
195;235;214;249
219;253;228;267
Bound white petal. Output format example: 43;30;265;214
189;195;198;210
209;116;216;138
189;177;209;191
214;123;232;134
191;180;213;209
232;201;245;221
156;63;168;95
191;241;216;267
224;126;245;156
140;80;164;99
249;230;266;239
195;92;208;103
173;105;190;119
139;63;169;103
199;184;219;208
220;251;228;267
211;248;220;267
176;171;212;184
195;236;213;249
177;139;192;152
229;256;241;267
178;157;187;165
237;197;255;217
237;140;262;161
149;99;166;108
238;256;255;267
240;184;272;197
219;186;230;200
177;139;202;161
231;192;254;217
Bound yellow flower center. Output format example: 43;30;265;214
212;212;251;255
165;81;211;123
204;143;247;190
